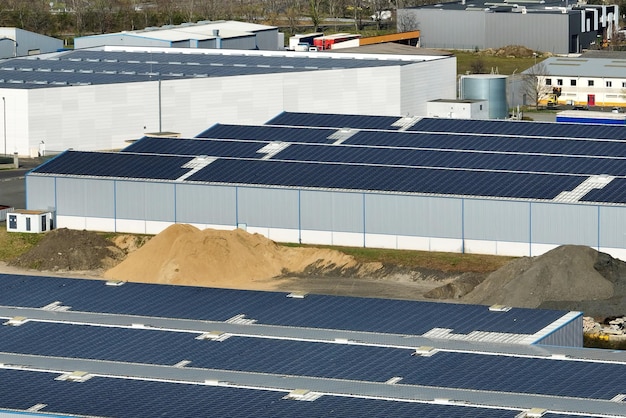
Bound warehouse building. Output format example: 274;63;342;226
25;113;626;260
398;0;619;54
2;274;624;417
74;20;283;51
0;46;455;156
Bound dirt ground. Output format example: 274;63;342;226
3;226;626;319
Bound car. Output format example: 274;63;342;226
612;107;623;113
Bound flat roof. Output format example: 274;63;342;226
0;47;430;89
29;112;626;205
0;274;623;417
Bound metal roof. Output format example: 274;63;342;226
525;56;626;78
0;274;623;418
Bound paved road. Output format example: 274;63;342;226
0;157;42;209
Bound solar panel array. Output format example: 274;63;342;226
31;113;626;203
0;49;408;89
0;274;623;418
0;275;565;335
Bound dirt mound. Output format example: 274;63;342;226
9;228;125;272
104;224;376;290
461;245;618;308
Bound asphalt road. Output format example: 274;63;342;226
0;158;42;209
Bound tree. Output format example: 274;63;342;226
522;60;551;110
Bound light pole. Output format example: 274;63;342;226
2;97;5;156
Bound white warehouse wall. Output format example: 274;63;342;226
10;53;456;155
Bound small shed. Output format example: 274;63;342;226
6;209;54;233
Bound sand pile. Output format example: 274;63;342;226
462;245;616;308
104;224;362;290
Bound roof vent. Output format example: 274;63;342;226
226;314;257;325
42;301;71;311
411;346;438;357
196;331;231;342
287;292;307;298
489;304;512;312
519;408;547;417
3;316;28;326
56;371;92;383
283;389;323;401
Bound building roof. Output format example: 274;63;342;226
411;0;593;14
0;274;624;418
30;112;626;205
0;47;434;90
525;56;626;78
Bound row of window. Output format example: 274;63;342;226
546;78;626;88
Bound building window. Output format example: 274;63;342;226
588;80;594;87
557;79;563;86
622;81;626;88
570;79;576;86
545;78;552;86
606;81;612;88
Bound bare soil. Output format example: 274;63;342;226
3;226;626;319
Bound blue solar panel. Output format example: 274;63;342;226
581;178;626;204
274;143;626;176
409;118;626;141
0;50;409;89
0;275;567;336
188;158;585;199
31;151;193;180
195;124;338;143
0;369;519;418
266;111;403;130
347;130;626;158
122;136;267;158
1;323;624;401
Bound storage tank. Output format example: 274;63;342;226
460;74;508;119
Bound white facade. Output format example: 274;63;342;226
6;210;53;233
427;99;489;119
2;47;456;156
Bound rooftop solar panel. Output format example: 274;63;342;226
266;111;403;130
0;275;567;336
409;117;626;140
1;322;624;401
0;50;411;89
188;158;586;199
0;369;521;418
122;136;268;158
195;124;338;143
32;151;193;180
347;130;626;158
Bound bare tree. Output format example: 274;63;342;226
397;10;418;32
309;0;323;31
522;60;551;110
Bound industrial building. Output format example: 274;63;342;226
0;46;455;157
1;273;625;417
25;113;626;260
74;20;283;51
398;0;619;54
525;56;626;108
0;27;63;59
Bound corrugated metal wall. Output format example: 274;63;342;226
27;175;626;260
399;8;578;54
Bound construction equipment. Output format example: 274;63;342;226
547;87;561;108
